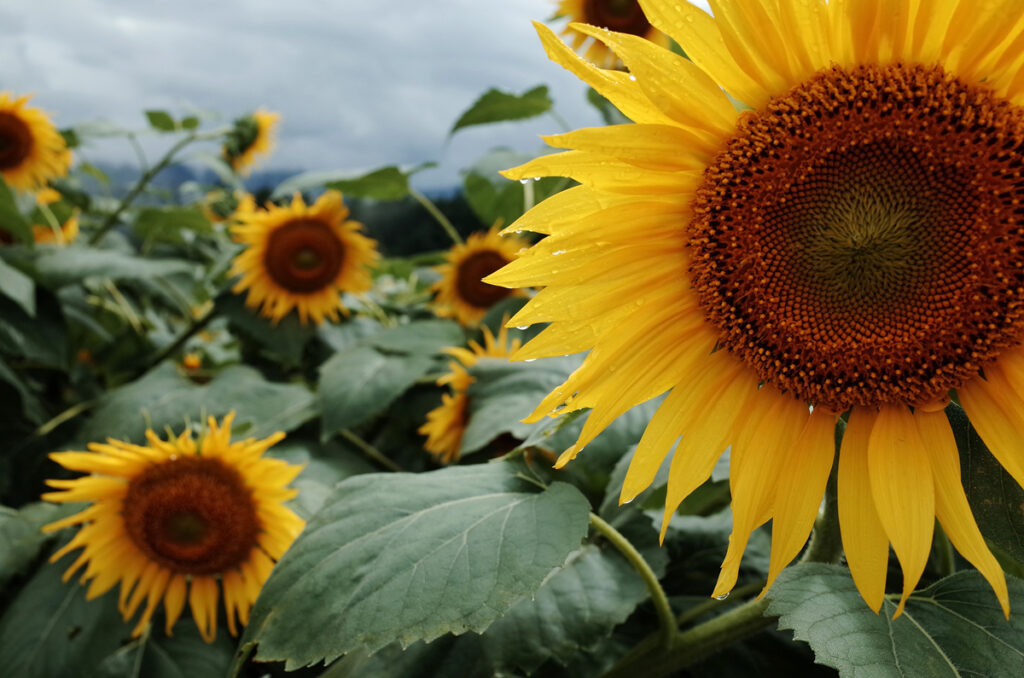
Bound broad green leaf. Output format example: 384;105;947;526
272;163;435;201
319;345;433;437
364;319;463;355
145;110;176;132
269;439;376;520
241;463;591;669
317;316;385;353
134;206;213;243
768;563;1024;678
0;357;46;422
0;503;72;587
451;85;553;134
215;291;316;365
0;177;31;243
94;619;234;678
179;115;200;130
947;402;1024;565
33;248;196;288
0;256;35;317
462;355;580;455
0;550;131;678
77;362;317;445
0;293;68;368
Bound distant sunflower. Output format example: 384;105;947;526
223;110;279;176
0;92;71;191
201;189;257;225
31;187;78;244
42;413;304;642
489;0;1024;617
554;0;670;68
420;324;523;463
431;226;529;326
230;190;378;325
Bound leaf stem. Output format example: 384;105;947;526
142;305;217;372
337;428;402;472
589;512;676;650
409;187;463;245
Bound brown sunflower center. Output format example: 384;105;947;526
122;456;260;575
456;249;513;308
264;218;344;293
688;63;1024;412
582;0;650;36
0;112;33;171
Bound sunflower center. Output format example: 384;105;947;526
264;218;344;293
688;63;1024;412
455;249;513;308
0;112;33;170
583;0;650;36
122;456;260;575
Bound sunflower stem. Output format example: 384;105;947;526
409;187;463;246
588;512;676;651
801;437;844;565
934;524;956;577
337;428;402;472
88;133;198;245
142;305;217;373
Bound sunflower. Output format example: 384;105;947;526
420;324;523;463
0;92;71;192
230;190;379;325
222;110;279;176
31;187;78;244
487;0;1024;618
554;0;670;68
431;225;530;326
41;413;304;642
201;189;257;224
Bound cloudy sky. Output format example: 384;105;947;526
0;0;634;191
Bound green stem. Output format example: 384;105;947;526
142;306;216;372
338;428;402;472
34;399;97;437
934;524;956;577
409;187;463;245
800;451;843;565
88;133;197;245
589;512;676;650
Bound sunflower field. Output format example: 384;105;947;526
4;1;1024;677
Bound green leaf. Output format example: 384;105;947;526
134;206;213;244
0;503;73;587
241;463;591;669
769;563;1024;678
364;319;464;355
0;292;68;368
0;357;46;422
32;248;196;288
319;345;433;437
179;116;200;131
145;110;176;132
272;163;435;202
0;550;131;678
94;619;235;678
0;176;31;244
462;356;579;455
215;291;316;365
0;256;35;317
78;162;111;185
451;85;553;134
77;362;317;445
947;402;1024;566
269;439;376;520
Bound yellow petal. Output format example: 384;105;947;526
163;575;188;636
959;370;1024;489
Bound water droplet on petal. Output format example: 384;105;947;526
516;325;530;330
714;593;729;601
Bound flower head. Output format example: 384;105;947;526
420;324;523;463
223;110;279;176
431;225;529;326
554;0;670;68
0;92;71;191
489;0;1024;617
230;190;379;325
42;413;305;642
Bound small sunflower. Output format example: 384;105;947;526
0;92;71;192
489;0;1024;617
223;110;279;176
554;0;670;68
201;189;257;224
420;324;523;464
31;187;78;244
42;413;304;642
230;190;379;325
431;226;529;326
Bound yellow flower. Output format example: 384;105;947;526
42;413;304;642
230;190;379;325
420;324;523;463
554;0;670;68
431;226;530;326
182;353;202;370
489;0;1024;618
201;189;257;224
0;92;71;191
223;110;279;176
31;215;78;244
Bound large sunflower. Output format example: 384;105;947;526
431;225;529;326
41;413;304;642
223;110;279;176
230;190;379;325
0;92;71;192
488;0;1024;617
420;324;523;463
554;0;671;68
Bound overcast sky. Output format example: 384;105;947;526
0;1;712;191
